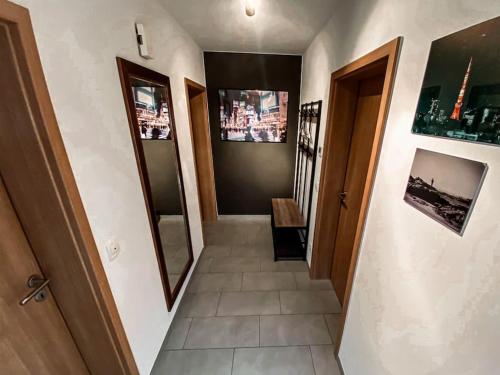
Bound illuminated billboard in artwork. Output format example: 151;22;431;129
218;89;288;143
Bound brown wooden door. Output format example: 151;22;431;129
0;176;88;375
0;3;138;374
190;93;214;221
331;76;384;302
186;80;217;223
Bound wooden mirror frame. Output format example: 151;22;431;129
116;57;193;310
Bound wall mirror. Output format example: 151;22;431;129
116;58;193;310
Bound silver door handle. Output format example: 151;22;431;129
19;275;50;305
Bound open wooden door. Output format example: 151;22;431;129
185;78;217;223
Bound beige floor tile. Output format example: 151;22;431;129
242;272;296;291
163;317;192;350
205;232;232;246
324;314;341;345
152;349;233;375
178;292;220;317
184;316;259;349
261;259;309;272
310;345;342;375
233;347;315;375
280;291;341;314
227;222;272;246
188;273;242;293
260;315;332;346
217;291;280;316
294;272;333;290
195;257;212;273
231;244;274;258
202;245;232;258
209;256;260;273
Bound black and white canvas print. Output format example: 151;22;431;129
404;149;487;235
411;16;500;145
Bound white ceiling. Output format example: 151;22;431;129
160;0;336;54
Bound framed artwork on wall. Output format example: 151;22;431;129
411;16;500;146
218;89;288;143
404;148;487;235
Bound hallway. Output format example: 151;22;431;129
152;217;342;374
2;1;499;374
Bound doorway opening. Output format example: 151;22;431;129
310;38;402;354
185;78;218;224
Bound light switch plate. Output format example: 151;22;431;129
105;238;120;261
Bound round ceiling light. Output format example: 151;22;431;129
245;2;256;17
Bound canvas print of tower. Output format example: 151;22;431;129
412;16;500;146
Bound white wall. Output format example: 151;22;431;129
14;0;205;373
301;0;500;374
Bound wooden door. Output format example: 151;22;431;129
331;75;384;302
0;176;88;375
186;79;217;222
190;93;214;221
0;3;138;374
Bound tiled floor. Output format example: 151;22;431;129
152;217;342;375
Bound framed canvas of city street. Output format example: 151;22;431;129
404;148;487;235
218;89;288;143
411;16;500;146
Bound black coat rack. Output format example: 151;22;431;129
271;100;322;261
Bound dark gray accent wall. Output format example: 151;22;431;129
204;52;302;214
142;140;182;215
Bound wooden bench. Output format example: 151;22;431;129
272;198;305;228
271;198;306;261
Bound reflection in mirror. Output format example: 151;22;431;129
117;58;193;310
132;78;192;293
